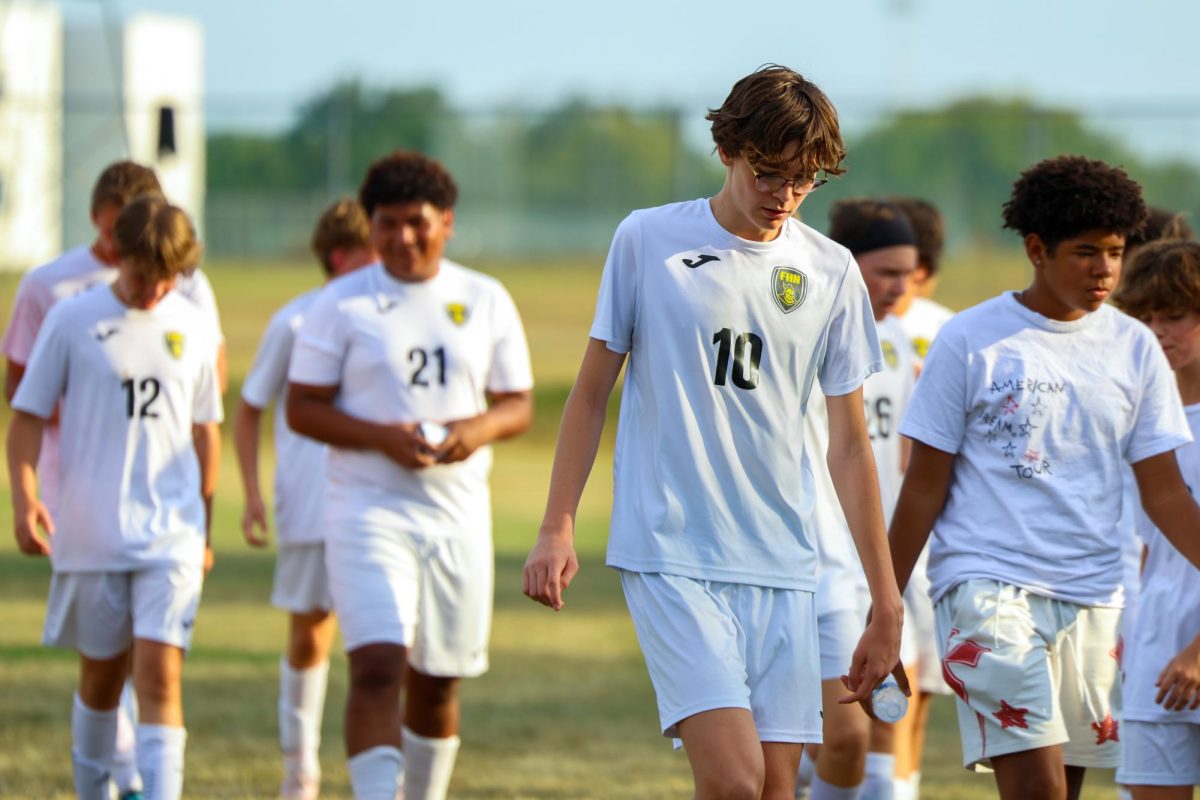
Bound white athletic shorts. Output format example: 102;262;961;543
905;569;951;695
325;508;493;678
935;579;1122;771
1117;720;1200;786
619;570;823;743
271;542;334;614
43;564;204;659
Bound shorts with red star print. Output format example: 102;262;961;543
934;579;1123;771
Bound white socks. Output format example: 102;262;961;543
347;745;404;799
893;772;919;800
280;659;330;783
811;774;863;800
112;680;143;795
860;752;895;800
72;694;118;800
137;724;186;800
402;726;460;800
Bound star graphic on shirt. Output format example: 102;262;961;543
942;638;992;703
985;429;999;444
1025;448;1041;464
1110;637;1124;669
1002;442;1017;459
1031;396;1047;417
1002;395;1020;415
993;700;1030;730
1092;712;1119;744
1016;420;1039;438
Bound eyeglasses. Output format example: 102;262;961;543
746;157;828;195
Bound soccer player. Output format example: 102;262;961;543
1112;239;1200;800
888;196;954;362
7;195;221;800
2;160;224;800
286;151;534;800
523;65;907;800
1122;206;1195;268
234;199;376;799
888;155;1200;800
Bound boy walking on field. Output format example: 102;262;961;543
888;156;1200;800
1112;240;1200;800
524;65;907;800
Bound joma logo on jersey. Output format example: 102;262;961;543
446;303;469;325
882;340;899;369
164;332;185;359
771;267;807;314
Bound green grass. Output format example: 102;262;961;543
0;251;1122;798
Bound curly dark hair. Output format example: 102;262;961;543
1001;155;1147;252
359;150;458;216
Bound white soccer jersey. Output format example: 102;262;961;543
593;199;883;591
1124;403;1200;725
241;288;327;545
2;249;224;515
11;287;223;572
804;388;868;615
288;260;533;538
899;296;954;361
863;314;917;525
899;293;1191;607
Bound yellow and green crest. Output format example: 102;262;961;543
882;340;899;369
772;267;807;314
446;302;469;326
165;331;185;359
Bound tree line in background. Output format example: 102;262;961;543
206;80;1200;257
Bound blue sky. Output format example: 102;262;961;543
102;0;1200;159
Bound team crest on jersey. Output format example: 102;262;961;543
882;340;899;369
164;331;185;359
446;303;469;326
772;267;807;314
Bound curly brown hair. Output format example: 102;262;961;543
359;150;458;216
707;65;846;177
1001;155;1147;252
1112;239;1200;319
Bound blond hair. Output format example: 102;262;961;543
311;198;371;275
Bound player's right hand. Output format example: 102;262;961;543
523;531;579;611
380;423;439;469
241;496;270;547
14;498;54;557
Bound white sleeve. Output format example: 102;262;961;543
588;214;641;354
179;269;225;342
817;254;884;396
1126;337;1192;464
289;291;345;387
242;310;295;408
485;286;534;393
2;274;52;364
898;327;970;455
10;305;70;419
192;350;224;424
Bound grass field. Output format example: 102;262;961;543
0;250;1124;798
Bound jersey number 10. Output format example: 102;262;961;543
711;328;762;390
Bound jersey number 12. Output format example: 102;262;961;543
122;377;162;418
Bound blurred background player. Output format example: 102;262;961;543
524;65;908;800
1;160;225;800
1122;206;1195;268
889;155;1200;800
287;151;534;800
888;196;953;362
7;195;222;800
828;199;921;800
1112;239;1200;800
234;198;376;798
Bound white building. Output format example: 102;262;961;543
0;1;203;271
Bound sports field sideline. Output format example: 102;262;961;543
0;252;1124;798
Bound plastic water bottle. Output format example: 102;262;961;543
871;678;908;723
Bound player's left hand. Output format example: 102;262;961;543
839;606;909;706
433;417;486;464
1155;635;1200;711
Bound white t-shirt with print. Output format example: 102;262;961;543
592;198;883;591
864;314;917;525
899;296;954;362
241;287;327;545
11;287;223;571
1124;403;1200;724
288;261;533;539
899;293;1190;607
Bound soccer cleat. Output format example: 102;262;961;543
119;793;144;800
280;772;320;800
